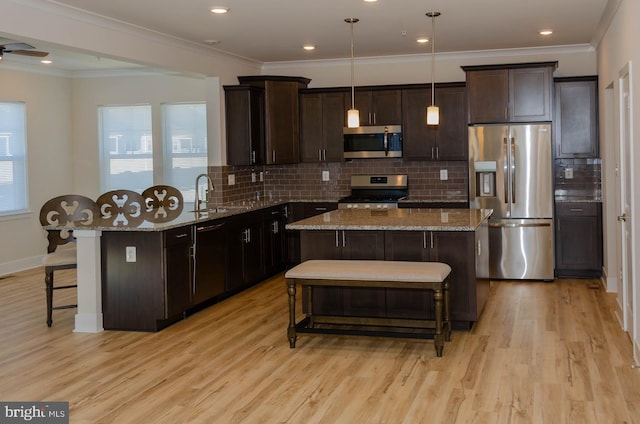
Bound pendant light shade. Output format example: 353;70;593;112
345;18;360;128
426;12;440;126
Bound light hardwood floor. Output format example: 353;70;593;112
1;267;639;423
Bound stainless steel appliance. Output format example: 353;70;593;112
343;125;402;159
469;124;554;280
338;174;408;209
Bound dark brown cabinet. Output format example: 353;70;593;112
225;76;310;165
299;90;346;162
263;205;288;275
401;84;467;160
193;221;226;306
224;86;264;166
347;88;402;125
226;211;265;292
463;63;556;124
555;202;603;277
384;231;478;323
102;228;191;331
554;77;599;158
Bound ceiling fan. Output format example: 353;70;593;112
0;43;49;60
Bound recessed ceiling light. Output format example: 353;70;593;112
210;7;229;14
204;39;221;45
303;45;315;51
416;38;429;44
41;59;52;64
539;29;553;36
364;0;378;2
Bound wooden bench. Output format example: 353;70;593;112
285;259;452;357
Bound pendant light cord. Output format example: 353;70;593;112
430;12;436;107
350;19;356;110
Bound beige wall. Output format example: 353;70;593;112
596;0;640;360
0;68;73;274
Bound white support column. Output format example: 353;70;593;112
72;229;104;333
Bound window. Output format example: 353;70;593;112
0;102;28;215
162;103;207;202
98;105;153;192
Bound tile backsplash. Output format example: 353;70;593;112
209;159;469;204
553;158;601;198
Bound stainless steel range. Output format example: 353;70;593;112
338;175;408;209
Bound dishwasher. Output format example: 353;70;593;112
192;221;226;305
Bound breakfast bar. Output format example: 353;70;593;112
286;208;492;329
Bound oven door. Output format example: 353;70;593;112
343;125;402;159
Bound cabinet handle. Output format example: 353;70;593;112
323;149;326;161
272;150;276;163
431;146;435;159
272;221;279;234
197;223;225;233
436;146;439;159
252;150;256;164
342;230;346;247
176;233;188;238
423;231;427;249
430;232;434;249
569;208;584;212
372;112;376;125
505;107;508;120
284;206;289;218
335;230;339;247
477;240;482;256
316;207;327;212
319;149;322;161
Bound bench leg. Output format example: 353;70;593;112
287;279;297;348
443;277;451;342
433;288;444;357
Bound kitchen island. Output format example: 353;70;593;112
286;208;492;328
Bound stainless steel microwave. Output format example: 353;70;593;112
343;125;403;159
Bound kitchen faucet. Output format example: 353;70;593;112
194;173;214;212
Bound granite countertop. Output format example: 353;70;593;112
554;195;602;203
286;208;493;232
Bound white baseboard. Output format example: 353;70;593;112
0;255;43;277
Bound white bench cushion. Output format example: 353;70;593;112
285;260;451;283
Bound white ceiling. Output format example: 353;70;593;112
1;0;610;71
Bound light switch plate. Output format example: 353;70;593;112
228;174;236;185
440;169;448;180
259;171;264;182
251;172;256;183
564;168;574;179
126;246;136;262
322;170;330;181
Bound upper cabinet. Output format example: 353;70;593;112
401;84;467;160
299;89;347;162
225;76;310;165
463;62;556;124
347;88;402;126
225;86;265;166
554;76;599;158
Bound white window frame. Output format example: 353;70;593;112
0;101;28;216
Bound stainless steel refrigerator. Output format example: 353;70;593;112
469;124;554;280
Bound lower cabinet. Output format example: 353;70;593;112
102;230;186;331
555;202;603;277
300;228;487;327
263;205;288;276
226;211;265;293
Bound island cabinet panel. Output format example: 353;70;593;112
402;85;467;160
385;231;478;322
101;231;171;331
263;205;288;275
165;226;194;318
300;230;386;316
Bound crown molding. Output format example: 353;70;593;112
263;44;596;72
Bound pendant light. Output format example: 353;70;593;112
345;18;360;128
426;12;440;126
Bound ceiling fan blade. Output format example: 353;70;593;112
9;49;49;58
1;43;35;51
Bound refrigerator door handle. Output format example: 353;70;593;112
488;221;551;228
511;137;516;204
503;137;509;203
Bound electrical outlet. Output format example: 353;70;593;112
251;172;256;183
564;168;574;179
440;169;448;180
126;246;136;263
259;171;264;182
228;174;236;185
322;170;330;181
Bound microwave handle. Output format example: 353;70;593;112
383;126;389;156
